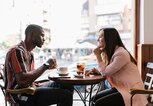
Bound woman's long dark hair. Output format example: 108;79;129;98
99;27;137;65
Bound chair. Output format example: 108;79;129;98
129;62;153;106
0;64;35;106
0;64;8;106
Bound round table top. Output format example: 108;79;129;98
48;71;105;85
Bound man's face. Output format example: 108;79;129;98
32;29;45;48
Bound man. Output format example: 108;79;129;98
4;24;73;106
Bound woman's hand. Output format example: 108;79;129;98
93;47;102;55
94;46;106;55
85;68;100;76
93;47;104;63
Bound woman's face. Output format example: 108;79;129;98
97;30;105;49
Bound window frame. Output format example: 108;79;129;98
134;0;140;60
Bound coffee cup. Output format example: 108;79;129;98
58;66;68;74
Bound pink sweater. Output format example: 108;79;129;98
98;47;148;106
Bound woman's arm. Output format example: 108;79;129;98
99;51;130;76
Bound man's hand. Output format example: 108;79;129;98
46;58;57;69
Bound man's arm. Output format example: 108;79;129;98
15;64;48;88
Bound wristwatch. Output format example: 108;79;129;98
43;62;50;69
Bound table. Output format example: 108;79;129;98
48;71;105;106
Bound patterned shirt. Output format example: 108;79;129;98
4;41;34;105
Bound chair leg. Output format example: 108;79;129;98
130;95;134;106
4;94;7;106
1;87;7;106
5;99;7;106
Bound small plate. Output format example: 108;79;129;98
57;72;69;76
49;74;71;79
74;74;83;78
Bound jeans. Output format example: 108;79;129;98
21;81;74;106
92;87;125;106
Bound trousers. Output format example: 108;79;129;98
20;81;74;106
92;87;125;106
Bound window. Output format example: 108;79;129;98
0;0;135;68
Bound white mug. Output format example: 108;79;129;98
58;66;68;74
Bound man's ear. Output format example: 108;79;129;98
30;32;34;36
30;32;37;39
26;32;32;38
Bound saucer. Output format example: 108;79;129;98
57;72;69;76
74;74;83;78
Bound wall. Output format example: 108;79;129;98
138;0;153;81
140;0;153;44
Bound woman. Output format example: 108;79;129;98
88;28;147;106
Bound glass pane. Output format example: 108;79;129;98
95;0;133;54
0;0;133;69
